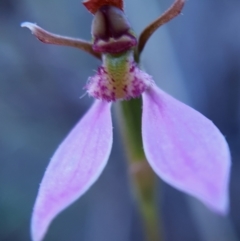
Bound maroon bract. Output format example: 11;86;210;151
83;0;123;14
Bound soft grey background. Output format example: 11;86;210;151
1;0;240;240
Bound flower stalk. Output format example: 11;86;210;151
119;98;163;241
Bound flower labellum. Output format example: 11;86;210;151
22;0;231;240
86;52;153;101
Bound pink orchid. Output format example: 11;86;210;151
22;0;231;240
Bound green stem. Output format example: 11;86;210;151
131;161;161;241
117;98;163;241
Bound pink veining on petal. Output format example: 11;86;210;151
31;100;113;241
142;85;231;214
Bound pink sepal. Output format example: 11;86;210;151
142;85;231;214
31;100;113;241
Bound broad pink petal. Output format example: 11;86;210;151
31;100;113;241
142;85;231;214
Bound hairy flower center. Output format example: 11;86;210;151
86;51;153;101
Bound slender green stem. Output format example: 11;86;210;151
120;98;145;161
131;161;162;241
117;98;163;241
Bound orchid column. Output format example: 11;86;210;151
22;0;231;241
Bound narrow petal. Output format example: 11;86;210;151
31;100;113;241
142;85;231;214
137;0;185;55
21;22;101;59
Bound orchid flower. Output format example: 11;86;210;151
22;0;231;240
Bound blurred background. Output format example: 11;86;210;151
1;0;240;240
